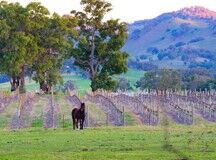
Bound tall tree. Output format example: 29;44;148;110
158;69;181;92
0;1;77;93
181;69;211;91
28;6;77;93
115;78;132;92
70;0;128;92
0;1;39;93
135;71;158;92
136;69;181;93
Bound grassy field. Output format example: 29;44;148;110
0;69;144;95
0;124;215;160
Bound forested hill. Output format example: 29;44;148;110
124;6;216;71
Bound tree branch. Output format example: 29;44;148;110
76;59;89;66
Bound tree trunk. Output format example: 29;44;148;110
39;81;52;94
19;66;26;94
90;75;98;92
91;81;97;92
10;76;17;92
40;81;46;92
10;75;20;92
47;83;52;94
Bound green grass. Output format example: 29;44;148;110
117;69;145;85
0;102;19;128
31;118;43;128
62;74;91;95
0;69;143;95
0;124;215;160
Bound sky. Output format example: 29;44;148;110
7;0;216;23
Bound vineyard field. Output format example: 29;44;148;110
0;90;215;160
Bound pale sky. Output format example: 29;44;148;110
7;0;216;22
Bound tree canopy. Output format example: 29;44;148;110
70;0;128;92
136;69;181;92
0;0;128;93
0;1;77;93
0;1;39;92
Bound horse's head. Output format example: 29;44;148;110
80;102;85;112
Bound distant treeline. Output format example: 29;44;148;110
115;68;216;92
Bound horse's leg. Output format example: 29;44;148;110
78;119;81;130
72;112;76;130
76;118;79;129
80;119;82;130
72;117;76;130
80;118;84;130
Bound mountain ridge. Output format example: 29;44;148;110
176;6;216;20
124;6;216;71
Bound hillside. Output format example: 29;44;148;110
124;6;216;70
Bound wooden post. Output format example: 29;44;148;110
87;105;90;127
18;89;24;119
106;113;109;126
191;102;194;125
157;94;160;123
149;111;151;126
122;106;125;126
51;86;54;128
62;114;65;128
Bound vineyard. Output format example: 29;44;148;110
0;90;215;129
0;90;216;160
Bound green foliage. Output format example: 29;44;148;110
136;69;181;91
181;69;212;91
115;78;132;92
135;71;158;91
159;69;181;91
28;4;77;91
70;0;128;92
0;1;77;93
197;79;216;91
91;72;116;91
0;1;39;76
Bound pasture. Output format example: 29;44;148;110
0;69;144;95
0;125;216;160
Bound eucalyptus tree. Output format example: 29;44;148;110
27;3;77;93
0;1;77;93
136;69;181;93
135;71;159;92
0;1;39;93
115;78;132;92
158;69;181;93
70;0;128;92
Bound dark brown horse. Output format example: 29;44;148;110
71;103;85;130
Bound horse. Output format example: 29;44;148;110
71;103;85;130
